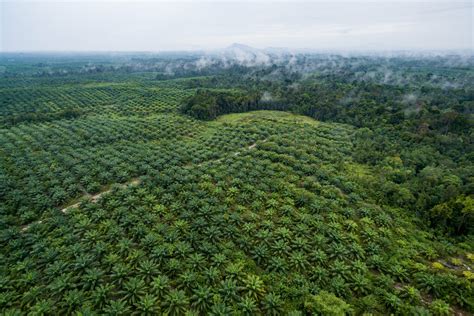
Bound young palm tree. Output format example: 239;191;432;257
389;265;409;282
382;292;402;313
415;273;441;297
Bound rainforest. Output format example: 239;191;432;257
0;50;473;315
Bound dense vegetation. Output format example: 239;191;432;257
0;52;473;315
181;70;473;236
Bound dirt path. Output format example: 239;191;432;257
20;178;141;232
60;178;141;214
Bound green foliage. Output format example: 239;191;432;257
304;291;353;315
0;53;472;315
180;89;264;120
430;299;452;316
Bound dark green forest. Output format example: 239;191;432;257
0;52;473;315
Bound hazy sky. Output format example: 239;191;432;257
1;0;472;52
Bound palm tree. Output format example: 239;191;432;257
62;289;85;314
163;289;189;316
211;253;227;268
310;266;328;286
134;293;160;315
238;296;258;315
28;299;55;315
209;302;232;316
329;275;349;298
178;270;198;293
271;239;291;256
218;279;238;303
21;285;42;308
289;251;309;272
73;254;95;273
190;285;213;313
120;277;146;305
262;292;284;315
47;273;72;298
242;274;265;300
117;238;133;257
202;266;219;286
350;274;370;295
175;241;192;259
151;274;170;300
330;260;351;280
268;256;287;273
91;283;114;309
188;253;206;271
251;244;268;265
348;242;365;260
111;263;131;287
329;242;348;260
352;259;368;274
166;258;181;277
137;259;159;284
225;261;244;281
82;267;104;290
103;298;131;316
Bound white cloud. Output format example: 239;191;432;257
1;1;472;51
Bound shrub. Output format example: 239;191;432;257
304;291;353;315
430;299;451;316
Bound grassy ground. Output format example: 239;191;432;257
216;110;321;126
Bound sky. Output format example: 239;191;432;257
0;0;472;52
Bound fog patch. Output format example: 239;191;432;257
261;91;274;102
